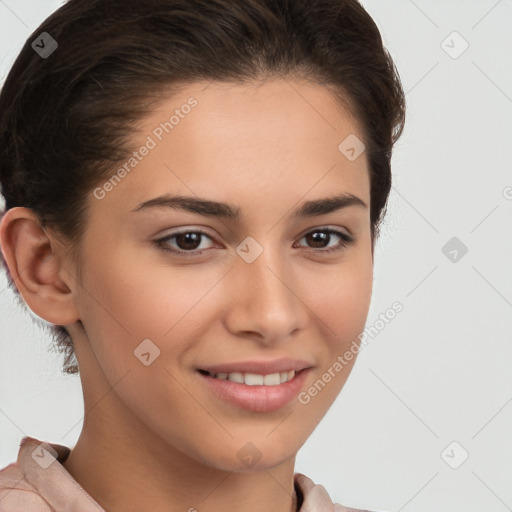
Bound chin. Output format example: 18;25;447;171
201;443;297;473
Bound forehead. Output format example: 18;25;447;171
91;79;370;221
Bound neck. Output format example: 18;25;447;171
62;368;299;512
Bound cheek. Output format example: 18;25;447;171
82;242;188;331
308;249;373;344
77;247;229;372
324;274;372;340
294;253;372;419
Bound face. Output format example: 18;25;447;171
66;78;373;471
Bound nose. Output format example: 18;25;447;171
223;239;309;345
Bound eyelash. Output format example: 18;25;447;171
153;227;354;257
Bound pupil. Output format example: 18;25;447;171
307;232;328;248
177;232;201;250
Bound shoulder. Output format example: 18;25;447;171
294;472;374;512
0;459;53;511
0;436;105;512
0;435;102;512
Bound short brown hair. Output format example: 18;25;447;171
0;0;406;374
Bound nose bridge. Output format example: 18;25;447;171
249;252;290;306
228;235;306;337
239;233;290;293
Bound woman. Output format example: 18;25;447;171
0;0;405;510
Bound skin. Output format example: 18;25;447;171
0;78;373;512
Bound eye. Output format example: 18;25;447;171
295;227;354;254
154;228;215;256
153;226;354;257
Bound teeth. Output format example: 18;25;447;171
209;370;296;385
263;373;280;386
227;372;244;384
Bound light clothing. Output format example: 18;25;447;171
0;436;369;511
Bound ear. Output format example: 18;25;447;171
0;207;80;325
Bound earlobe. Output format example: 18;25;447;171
0;206;81;326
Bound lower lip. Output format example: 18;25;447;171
197;368;311;413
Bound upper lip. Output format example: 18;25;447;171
198;358;313;375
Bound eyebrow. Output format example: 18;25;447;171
130;192;367;220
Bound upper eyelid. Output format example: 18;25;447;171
155;225;353;246
156;224;351;236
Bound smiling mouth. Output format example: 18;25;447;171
196;366;312;413
197;368;301;386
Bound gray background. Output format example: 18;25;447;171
1;1;511;511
